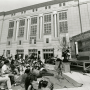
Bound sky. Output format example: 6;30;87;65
0;0;89;12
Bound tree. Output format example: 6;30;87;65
57;33;70;60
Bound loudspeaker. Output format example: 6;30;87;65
38;51;40;54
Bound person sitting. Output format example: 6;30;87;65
32;65;54;78
0;64;12;90
10;60;19;75
38;80;53;90
24;69;37;90
1;60;16;85
19;69;30;88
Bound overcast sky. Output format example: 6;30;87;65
0;0;89;12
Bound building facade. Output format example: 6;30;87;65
0;0;90;60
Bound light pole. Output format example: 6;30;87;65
74;0;83;33
77;0;83;33
74;0;83;57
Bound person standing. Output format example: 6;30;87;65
55;57;63;79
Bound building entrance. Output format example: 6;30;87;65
16;49;24;59
28;49;37;56
43;48;54;60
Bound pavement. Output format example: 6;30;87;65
11;64;83;90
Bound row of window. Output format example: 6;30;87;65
29;49;37;52
7;40;22;45
8;12;68;39
6;48;54;55
30;37;36;44
11;2;66;16
43;49;53;52
6;48;54;58
59;2;65;7
7;37;50;45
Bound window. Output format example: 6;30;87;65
24;11;26;13
59;21;68;33
17;50;24;58
30;17;37;44
6;50;10;57
28;49;37;56
8;41;10;45
44;15;51;22
32;9;34;12
59;3;62;7
19;19;25;26
11;14;13;16
48;6;51;9
8;21;14;38
45;6;51;9
31;17;37;24
44;23;51;34
19;40;21;45
11;14;15;16
18;27;24;37
21;12;23;14
59;12;67;20
44;14;51;35
30;37;36;44
31;25;37;36
21;11;26;14
45;6;47;9
63;2;65;6
36;8;37;11
59;11;68;33
18;19;25;37
46;38;49;43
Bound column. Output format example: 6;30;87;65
75;42;78;55
0;16;4;42
66;33;70;47
13;20;16;41
37;16;39;40
39;14;43;39
53;11;57;38
15;20;19;41
26;17;30;40
24;18;28;40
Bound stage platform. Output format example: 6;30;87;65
69;58;90;70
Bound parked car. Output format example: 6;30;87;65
45;57;57;65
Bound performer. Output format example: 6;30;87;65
55;57;63;79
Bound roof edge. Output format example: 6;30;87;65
0;0;72;16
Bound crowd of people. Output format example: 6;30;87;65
0;53;54;90
0;47;71;90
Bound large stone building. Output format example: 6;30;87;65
0;0;90;59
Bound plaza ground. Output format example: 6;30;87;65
10;64;90;90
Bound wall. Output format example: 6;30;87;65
0;1;90;58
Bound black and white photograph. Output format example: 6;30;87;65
0;0;90;90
